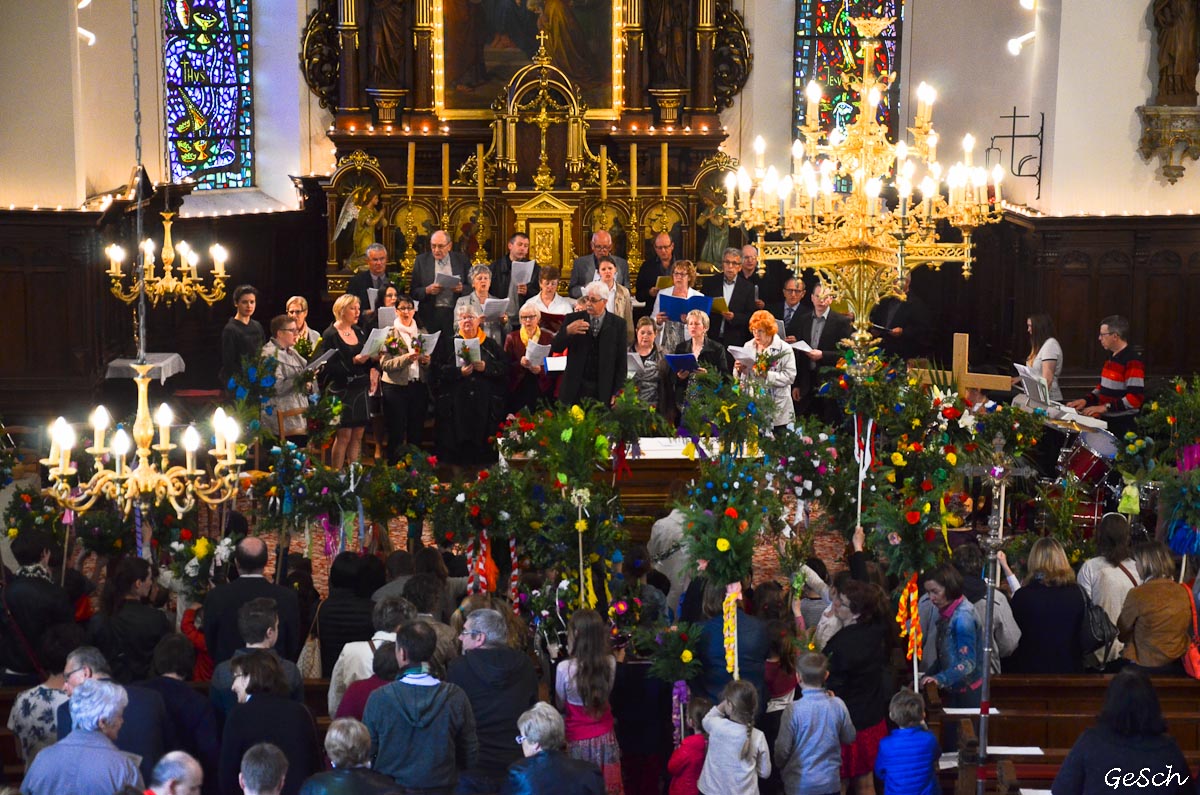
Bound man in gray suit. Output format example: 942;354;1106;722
568;230;629;298
410;229;470;337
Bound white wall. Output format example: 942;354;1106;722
719;0;794;168
0;0;84;207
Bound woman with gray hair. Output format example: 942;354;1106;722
296;718;397;795
21;678;143;794
433;304;508;467
1117;541;1192;675
456;264;510;346
502;702;605;795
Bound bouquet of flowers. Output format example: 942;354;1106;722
165;533;234;601
4;486;61;539
680;455;779;587
0;415;17;487
382;329;409;357
608;595;642;651
306;392;343;449
293;334;317;360
228;352;278;447
361;446;439;525
632;622;704;684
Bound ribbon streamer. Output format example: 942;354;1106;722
722;583;741;677
466;535;479;593
134;504;144;559
671;680;689;748
509;537;520;610
852;414;875;529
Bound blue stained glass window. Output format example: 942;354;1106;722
793;1;903;143
162;0;253;189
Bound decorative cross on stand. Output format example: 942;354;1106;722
911;333;1012;398
961;435;1035;795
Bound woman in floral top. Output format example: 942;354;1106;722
5;622;83;768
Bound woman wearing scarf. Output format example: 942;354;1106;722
379;295;432;462
433;305;508;468
504;305;555;414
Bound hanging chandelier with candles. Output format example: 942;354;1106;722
726;16;1004;363
43;0;242;552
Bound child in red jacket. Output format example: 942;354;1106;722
667;695;712;795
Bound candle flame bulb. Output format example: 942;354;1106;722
183;425;200;452
112;428;131;456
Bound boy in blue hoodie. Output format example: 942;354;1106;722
875;689;940;795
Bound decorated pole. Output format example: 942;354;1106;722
895;572;922;690
852;415;875;528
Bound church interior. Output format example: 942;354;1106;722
4;0;1200;792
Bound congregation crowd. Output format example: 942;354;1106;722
4;487;1200;795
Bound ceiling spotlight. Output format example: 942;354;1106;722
1007;30;1035;55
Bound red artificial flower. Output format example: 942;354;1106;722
964;442;978;453
924;528;936;542
944;444;957;454
479;470;490;480
921;480;933;492
941;406;962;420
738;520;749;533
724;507;739;519
679;632;689;642
20;494;31;504
180;529;193;541
469;505;480;517
482;516;492;526
905;510;921;525
427;456;439;467
910;442;924;453
444;531;454;541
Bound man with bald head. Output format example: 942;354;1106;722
202;536;302;664
147;751;204;795
568;230;629;298
410;228;470;336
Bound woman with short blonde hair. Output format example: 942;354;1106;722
321;294;375;468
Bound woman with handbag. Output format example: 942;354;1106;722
1006;538;1088;673
1117;541;1193;676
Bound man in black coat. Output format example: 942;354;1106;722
769;276;811;344
868;274;932;361
446;608;538;793
550;280;628;406
634;232;677;313
489;231;540;312
740;243;791;308
0;530;74;685
139;635;221;795
702;247;756;347
202;536;302;664
345;243;395;330
57;645;176;785
568;230;629;298
410;229;470;337
793;283;854;424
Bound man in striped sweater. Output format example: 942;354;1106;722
1066;314;1145;435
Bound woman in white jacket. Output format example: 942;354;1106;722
732;310;797;433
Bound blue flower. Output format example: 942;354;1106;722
265;405;275;416
248;367;258;382
227;377;237;390
235;387;248;400
261;376;276;388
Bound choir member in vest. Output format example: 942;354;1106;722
769;277;810;344
733;310;797;433
568;230;629;297
1065;314;1145;436
379;295;432;462
433;305;507;468
702;248;756;347
504;305;555;414
550;281;628;407
455;265;509;347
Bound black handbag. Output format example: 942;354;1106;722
1077;585;1118;653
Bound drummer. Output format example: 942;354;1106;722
1064;315;1144;436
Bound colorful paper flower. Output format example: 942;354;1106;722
681;649;694;663
715;537;731;552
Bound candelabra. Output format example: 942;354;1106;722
727;16;1004;369
43;384;243;524
105;211;230;306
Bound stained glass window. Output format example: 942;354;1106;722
162;0;253;190
793;1;902;143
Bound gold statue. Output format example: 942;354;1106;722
334;187;386;268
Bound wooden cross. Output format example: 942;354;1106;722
911;333;1012;397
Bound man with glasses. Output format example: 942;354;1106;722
411;229;470;336
261;315;314;442
447;609;538;794
346;243;395;330
635;232;677;312
57;646;175;785
702;247;756;346
1065;314;1145;435
771;277;810;344
568;230;629;298
551;281;628;406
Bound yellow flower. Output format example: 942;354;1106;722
716;537;731;552
945;452;957;466
6;528;16;538
1151;401;1159;412
570;405;585;423
890;452;907;467
193;536;212;560
911;418;922;429
923;502;931;514
680;649;694;663
575;519;588;533
530;521;543;530
886;472;896;484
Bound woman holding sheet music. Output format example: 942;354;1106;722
652;260;704;355
505;305;556;413
671;309;731;413
380;295;433;462
321;294;374;469
433;305;507;467
455;265;509;347
732;310;797;431
522;266;574;329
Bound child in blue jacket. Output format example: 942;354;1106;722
875;689;940;795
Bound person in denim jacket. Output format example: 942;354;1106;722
919;564;982;708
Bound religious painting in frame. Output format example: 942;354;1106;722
431;0;624;119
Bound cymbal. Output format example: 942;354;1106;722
1043;417;1086;433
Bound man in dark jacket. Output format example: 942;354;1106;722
446;608;538;793
139;634;220;795
57;645;176;785
1;529;74;685
550;280;628;406
209;598;304;725
203;536;302;663
364;620;478;791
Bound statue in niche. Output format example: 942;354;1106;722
647;0;688;87
695;184;730;270
334;187;386;268
1153;0;1199;106
368;0;409;88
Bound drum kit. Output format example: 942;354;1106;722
1033;418;1158;537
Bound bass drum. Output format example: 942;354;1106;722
1060;429;1119;486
